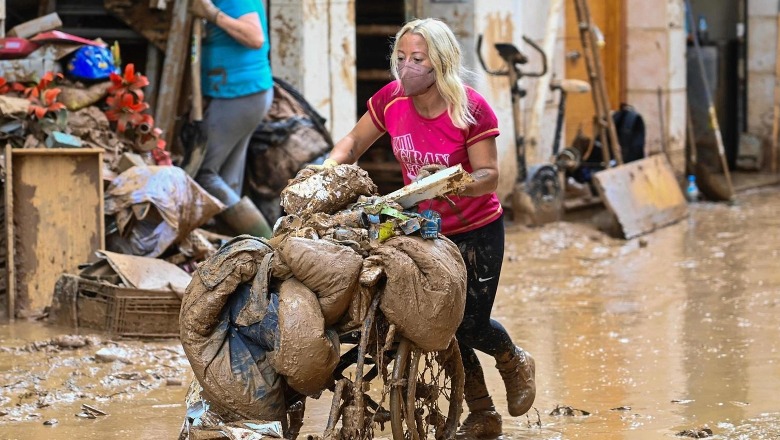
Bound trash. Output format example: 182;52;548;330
0;95;30;116
104;166;224;257
180;237;287;422
7;13;63;39
549;405;591;417
382;164;473;208
280;164;377;217
270;278;340;396
95;347;132;364
676;427;713;438
370;235;467;352
45;130;83;148
83;250;192;296
49;274;184;338
65;45;118;81
58;81;112;111
0;38;40;59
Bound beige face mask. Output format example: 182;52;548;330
398;61;435;96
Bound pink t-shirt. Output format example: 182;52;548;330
367;81;503;235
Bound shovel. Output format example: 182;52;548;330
180;17;207;177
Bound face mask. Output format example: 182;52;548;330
398;61;435;96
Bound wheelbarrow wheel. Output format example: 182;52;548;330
389;337;464;440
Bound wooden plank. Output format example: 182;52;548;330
382;165;473;208
0;0;6;38
9;148;104;318
10;148;104;156
153;0;191;148
4;144;14;320
593;154;688;239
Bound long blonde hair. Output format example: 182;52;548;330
390;18;475;129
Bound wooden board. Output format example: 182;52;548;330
382;165;473;208
593;154;688;239
5;147;104;319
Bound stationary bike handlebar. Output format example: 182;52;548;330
476;34;547;78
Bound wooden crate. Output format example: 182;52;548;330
4;146;104;319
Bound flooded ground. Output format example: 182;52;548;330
1;186;779;439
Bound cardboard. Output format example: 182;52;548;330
83;250;192;295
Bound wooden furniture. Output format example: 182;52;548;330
4;146;104;320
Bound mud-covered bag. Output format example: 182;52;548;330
370;235;467;352
179;237;286;421
269;278;340;396
280;164;377;217
276;237;363;326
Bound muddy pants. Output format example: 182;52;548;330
448;215;515;401
196;88;274;207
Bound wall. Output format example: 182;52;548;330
625;0;688;174
269;0;357;141
746;0;777;142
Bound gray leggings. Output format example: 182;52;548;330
196;88;273;207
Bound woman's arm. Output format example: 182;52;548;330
192;0;265;49
214;12;265;49
459;137;499;197
328;112;385;165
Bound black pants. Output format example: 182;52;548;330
448;214;515;395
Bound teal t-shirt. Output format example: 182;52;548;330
201;0;273;98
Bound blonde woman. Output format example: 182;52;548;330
324;18;536;437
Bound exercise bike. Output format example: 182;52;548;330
476;35;590;225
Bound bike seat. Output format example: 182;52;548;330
550;78;591;94
493;43;528;65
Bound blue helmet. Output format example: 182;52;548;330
65;45;118;81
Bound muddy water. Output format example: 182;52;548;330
1;187;779;439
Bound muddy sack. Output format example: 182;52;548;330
276;237;363;326
280;164;377;217
180;237;286;421
269;278;340;396
370;235;467;352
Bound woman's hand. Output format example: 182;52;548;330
191;0;220;22
459;138;499;197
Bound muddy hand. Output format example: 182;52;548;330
306;158;339;171
191;0;220;22
413;164;446;182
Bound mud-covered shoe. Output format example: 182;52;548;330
496;346;536;417
456;410;502;439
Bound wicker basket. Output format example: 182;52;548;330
50;274;182;339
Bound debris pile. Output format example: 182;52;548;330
178;164;468;438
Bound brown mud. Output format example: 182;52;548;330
1;186;779;439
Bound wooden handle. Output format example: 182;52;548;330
191;18;203;122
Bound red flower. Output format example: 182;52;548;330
28;87;65;120
105;93;151;133
109;63;149;102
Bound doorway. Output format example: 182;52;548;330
563;0;626;146
354;0;406;194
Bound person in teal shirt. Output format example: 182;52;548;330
190;0;274;237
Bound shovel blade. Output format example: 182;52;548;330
593;154;688;239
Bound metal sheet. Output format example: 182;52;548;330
593;154;688;239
